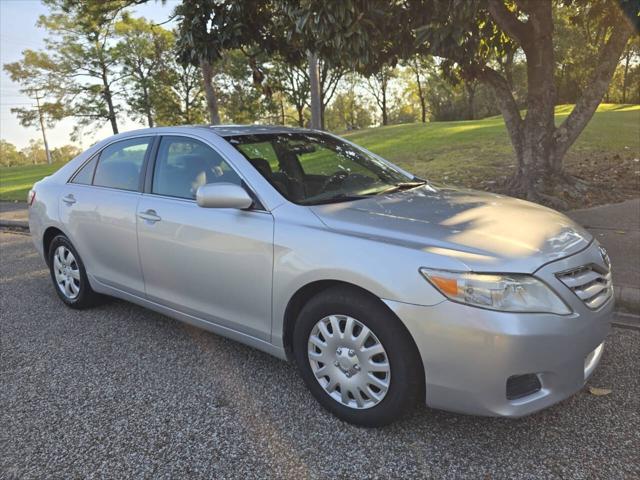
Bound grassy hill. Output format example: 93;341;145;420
0;161;67;202
345;104;640;206
1;104;638;206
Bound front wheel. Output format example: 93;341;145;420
293;286;424;426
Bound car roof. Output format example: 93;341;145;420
194;124;311;137
99;125;317;143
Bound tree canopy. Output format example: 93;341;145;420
3;0;638;204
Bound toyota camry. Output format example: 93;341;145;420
28;125;612;426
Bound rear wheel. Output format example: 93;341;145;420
293;286;423;426
48;235;102;309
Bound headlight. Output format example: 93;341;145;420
419;268;571;314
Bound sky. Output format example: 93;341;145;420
0;0;178;150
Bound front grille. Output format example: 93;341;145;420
557;265;612;309
506;374;542;400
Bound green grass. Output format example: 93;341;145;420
343;103;640;186
0;161;67;202
1;104;638;202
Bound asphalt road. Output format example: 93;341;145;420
1;231;639;479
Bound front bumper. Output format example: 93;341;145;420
385;242;613;417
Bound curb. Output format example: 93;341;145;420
612;312;640;330
0;219;29;230
614;285;640;315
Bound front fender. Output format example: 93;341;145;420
270;204;453;347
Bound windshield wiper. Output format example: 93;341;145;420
300;180;427;205
300;194;369;206
375;181;427;195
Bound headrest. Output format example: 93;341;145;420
249;157;273;177
173;154;209;169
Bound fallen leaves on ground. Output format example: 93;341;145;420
588;386;612;396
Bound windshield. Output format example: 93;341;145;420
226;132;421;205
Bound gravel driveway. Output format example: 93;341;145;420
1;231;639;479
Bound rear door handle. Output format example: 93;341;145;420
62;194;76;205
138;209;162;223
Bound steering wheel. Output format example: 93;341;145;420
321;170;350;191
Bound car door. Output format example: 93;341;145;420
60;136;153;294
136;135;274;341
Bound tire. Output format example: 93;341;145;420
293;286;424;427
48;234;102;309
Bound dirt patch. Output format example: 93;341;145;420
454;152;640;211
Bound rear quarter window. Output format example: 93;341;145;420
70;156;98;185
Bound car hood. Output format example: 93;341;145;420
310;185;592;273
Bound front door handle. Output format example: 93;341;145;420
62;194;76;205
138;209;162;223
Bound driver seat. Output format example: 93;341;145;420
248;158;289;197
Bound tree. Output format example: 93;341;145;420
289;0;639;204
38;0;127;136
3;50;65;164
114;15;175;127
271;53;343;128
215;50;275;124
365;65;396;126
174;0;300;125
404;55;432;123
0;140;27;167
318;59;347;129
324;88;374;131
51;144;82;163
416;0;638;202
281;1;395;130
21;139;47;165
158;61;208;125
270;57;310;127
617;37;640;103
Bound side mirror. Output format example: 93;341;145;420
196;183;254;209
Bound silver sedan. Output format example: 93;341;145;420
28;126;612;426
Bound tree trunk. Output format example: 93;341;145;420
34;92;51;165
201;59;221;125
503;49;515;91
484;0;634;203
296;104;304;127
349;86;356;128
101;69;118;135
381;100;388;125
280;97;285;125
622;49;631;104
483;0;555;199
414;65;427;123
381;78;388;126
142;83;154;128
465;82;476;120
307;51;322;129
185;91;191;124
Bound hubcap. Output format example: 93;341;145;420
53;246;80;300
307;314;391;409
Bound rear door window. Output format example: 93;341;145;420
93;138;151;191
